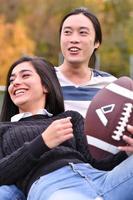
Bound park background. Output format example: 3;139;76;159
0;0;133;110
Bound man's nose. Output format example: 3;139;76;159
70;32;80;43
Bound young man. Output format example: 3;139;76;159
55;7;116;118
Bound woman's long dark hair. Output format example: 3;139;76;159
59;7;102;67
0;56;64;121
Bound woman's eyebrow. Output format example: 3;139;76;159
10;69;33;77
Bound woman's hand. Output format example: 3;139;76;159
41;117;73;148
118;125;133;153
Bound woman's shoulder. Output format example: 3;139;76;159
55;110;84;121
0;112;83;134
0;122;12;136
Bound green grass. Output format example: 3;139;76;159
0;92;4;112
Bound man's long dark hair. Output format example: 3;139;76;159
0;56;65;121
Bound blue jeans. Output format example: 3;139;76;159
0;185;26;200
27;155;133;200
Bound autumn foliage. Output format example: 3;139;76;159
0;16;35;85
0;0;133;85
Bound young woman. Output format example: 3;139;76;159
0;56;133;200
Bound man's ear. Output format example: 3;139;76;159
94;41;100;50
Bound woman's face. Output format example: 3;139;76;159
8;61;47;114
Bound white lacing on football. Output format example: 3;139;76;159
112;103;133;141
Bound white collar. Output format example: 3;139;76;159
11;109;53;122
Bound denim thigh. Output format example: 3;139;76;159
27;156;133;200
0;185;26;200
27;163;103;200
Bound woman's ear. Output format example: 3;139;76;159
43;87;48;94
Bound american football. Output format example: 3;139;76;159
84;76;133;160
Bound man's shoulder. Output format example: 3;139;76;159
93;69;115;78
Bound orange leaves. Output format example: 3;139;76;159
0;16;35;85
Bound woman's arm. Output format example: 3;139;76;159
0;116;73;184
0;129;49;184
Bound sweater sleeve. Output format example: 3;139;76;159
70;111;128;171
0;133;50;185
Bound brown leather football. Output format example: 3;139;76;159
84;76;133;160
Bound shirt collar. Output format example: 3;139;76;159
11;109;53;122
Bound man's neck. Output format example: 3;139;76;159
59;62;92;85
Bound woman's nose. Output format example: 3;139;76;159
12;76;22;86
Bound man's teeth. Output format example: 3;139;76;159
70;48;79;52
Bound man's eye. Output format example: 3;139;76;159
22;74;30;78
80;31;88;35
64;30;72;35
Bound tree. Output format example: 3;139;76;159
0;16;35;85
99;0;133;77
0;0;132;77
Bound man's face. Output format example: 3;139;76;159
60;13;99;66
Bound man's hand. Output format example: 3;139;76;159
118;125;133;153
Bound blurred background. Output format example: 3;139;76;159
0;0;133;110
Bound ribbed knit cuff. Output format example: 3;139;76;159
26;135;50;159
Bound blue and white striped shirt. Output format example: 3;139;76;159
55;67;116;118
